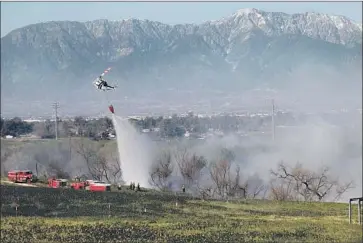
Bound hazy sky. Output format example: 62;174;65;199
1;2;362;37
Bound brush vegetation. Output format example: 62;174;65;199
1;184;361;243
1;116;361;242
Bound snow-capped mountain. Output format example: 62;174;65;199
1;8;361;115
210;8;361;45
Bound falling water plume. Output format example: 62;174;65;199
112;114;154;187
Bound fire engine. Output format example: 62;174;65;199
89;181;111;192
70;178;111;192
70;181;87;190
70;177;90;190
48;178;68;188
7;170;37;183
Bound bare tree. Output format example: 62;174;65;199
73;138;123;183
73;138;101;180
269;177;296;201
174;148;207;188
209;159;229;198
207;148;265;200
209;159;244;199
208;147;247;199
88;153;108;181
83;152;107;181
270;162;354;202
245;173;268;199
149;150;174;191
107;153;123;184
91;153;122;183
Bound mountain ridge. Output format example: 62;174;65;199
1;8;362;116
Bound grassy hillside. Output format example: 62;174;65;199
1;184;361;243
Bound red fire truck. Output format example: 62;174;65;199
70;178;111;192
7;170;37;183
89;181;111;192
48;178;68;188
70;178;91;190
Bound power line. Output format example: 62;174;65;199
52;102;60;140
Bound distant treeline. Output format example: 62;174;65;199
1;112;298;139
0;117;33;137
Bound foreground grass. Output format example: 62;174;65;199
1;185;362;243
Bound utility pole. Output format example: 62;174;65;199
271;99;275;142
52;102;60;140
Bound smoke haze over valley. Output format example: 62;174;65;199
1;6;361;202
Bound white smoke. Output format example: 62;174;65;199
186;113;362;202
